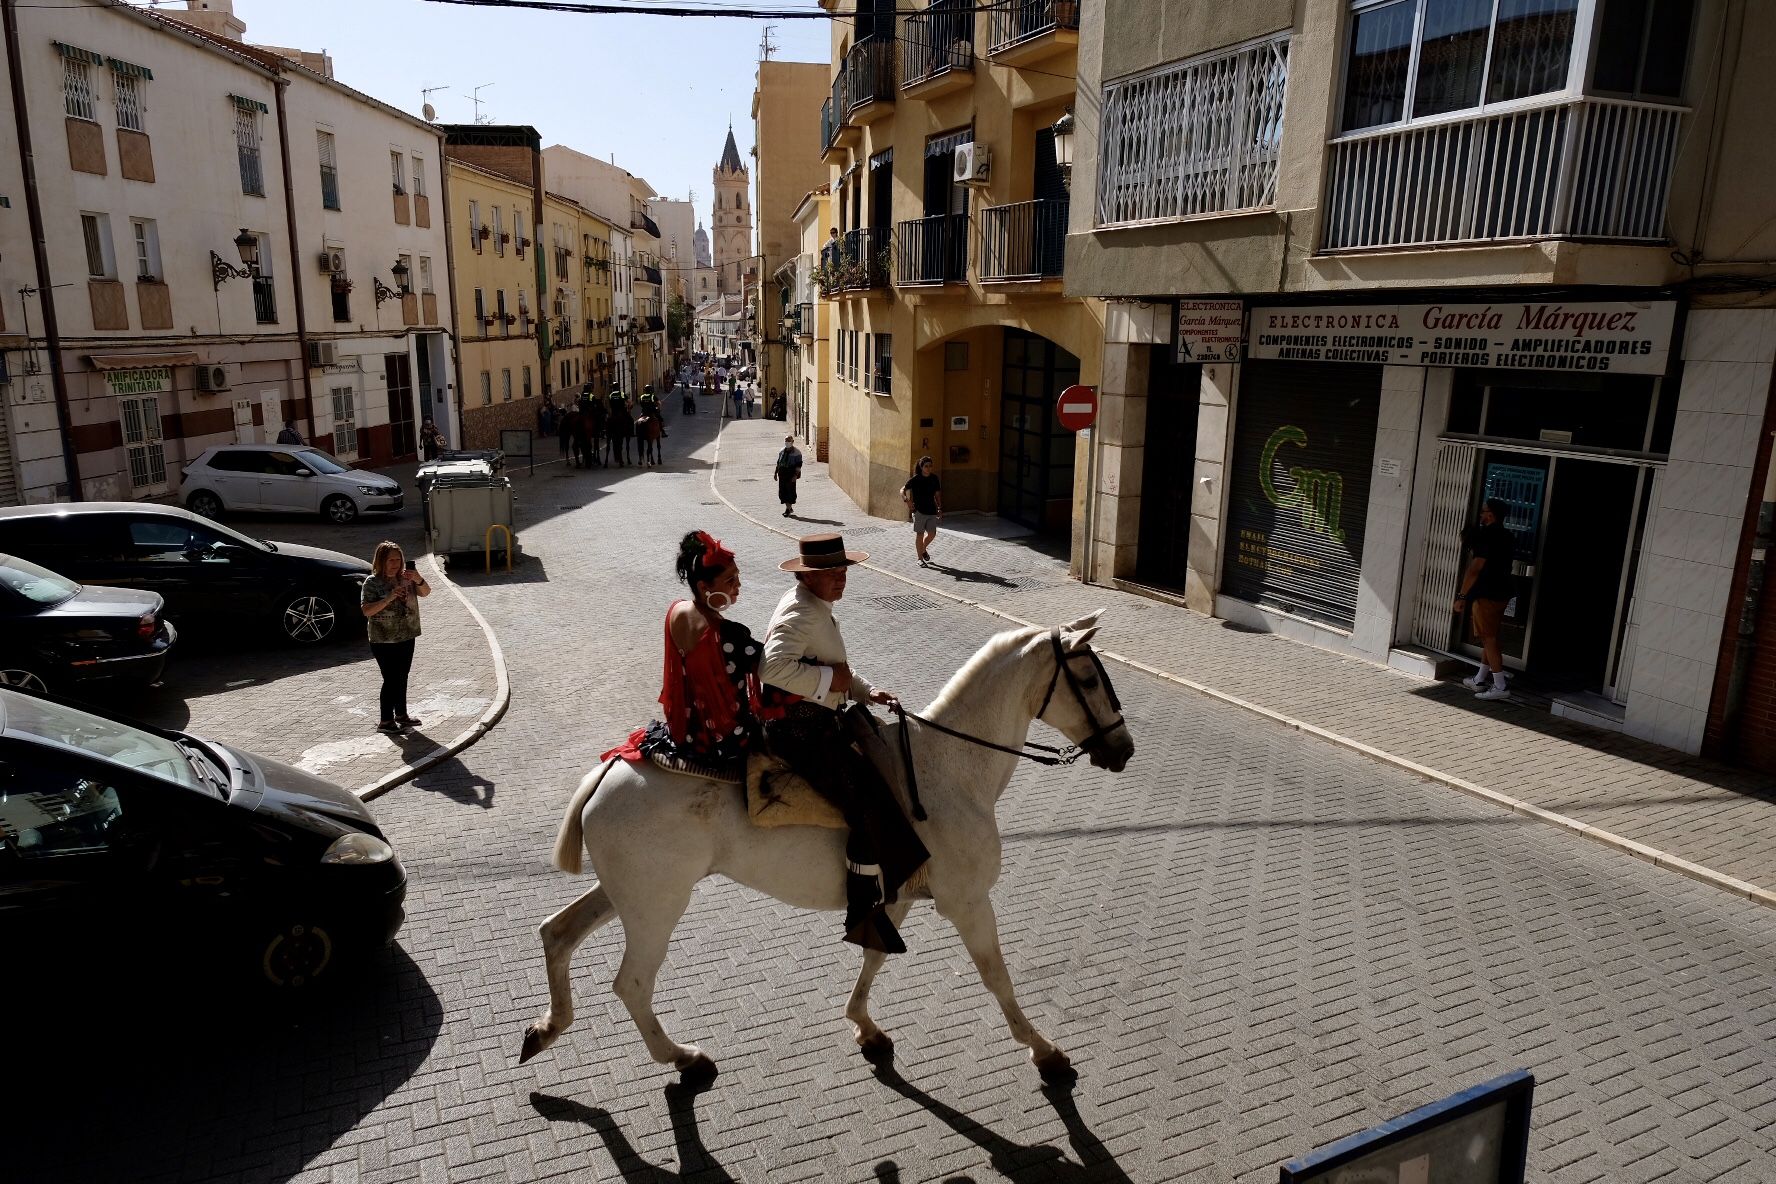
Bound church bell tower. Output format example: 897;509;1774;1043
712;124;751;295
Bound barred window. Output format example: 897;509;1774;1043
113;70;144;132
236;108;264;196
64;56;96;121
330;387;358;455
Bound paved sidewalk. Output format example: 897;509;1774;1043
714;418;1776;901
130;477;498;795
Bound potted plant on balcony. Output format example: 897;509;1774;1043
478;225;492;241
1053;0;1079;26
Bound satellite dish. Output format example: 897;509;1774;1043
423;102;437;121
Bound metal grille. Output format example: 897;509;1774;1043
1323;97;1685;250
868;594;942;613
902;0;973;87
235;109;263;195
980;198;1068;281
1098;34;1289;226
119;396;165;490
63;58;95;121
331;387;357;455
896;213;969;285
318;131;340;210
1412;443;1479;652
113;70;144;132
989;0;1079;54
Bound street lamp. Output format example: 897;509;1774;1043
391;258;411;292
1050;106;1075;193
211;227;259;290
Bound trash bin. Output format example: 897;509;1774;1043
419;458;519;568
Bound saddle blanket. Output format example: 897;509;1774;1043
646;750;846;830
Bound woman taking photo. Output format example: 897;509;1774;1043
605;531;762;776
362;541;429;734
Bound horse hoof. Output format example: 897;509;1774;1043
1034;1050;1077;1086
858;1031;895;1065
678;1052;719;1086
519;1023;554;1065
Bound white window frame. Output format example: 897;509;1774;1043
235;107;264;196
330;386;359;456
112;68;145;133
480;371;492;406
119;394;167;492
502;368;513;402
391;150;406;195
418;255;434;294
469;199;482;251
80;212;116;279
411;155;427;197
494;206;506;256
130;218;161;281
317;130;340;209
397;253;413;294
64;55;96;122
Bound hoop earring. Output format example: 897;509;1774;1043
703;590;733;612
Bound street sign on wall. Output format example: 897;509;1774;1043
1248;301;1676;374
1056;384;1098;432
1176;300;1244;363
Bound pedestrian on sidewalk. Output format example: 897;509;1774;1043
731;384;745;422
1455;497;1516;701
902;456;943;567
774;434;803;517
361;541;430;733
276;420;303;445
746;382;759;419
556;402;573;461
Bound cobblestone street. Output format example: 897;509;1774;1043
27;391;1776;1184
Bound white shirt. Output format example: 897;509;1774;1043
762;581;872;710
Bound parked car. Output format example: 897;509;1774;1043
181;444;404;524
0;504;371;645
0;688;406;989
0;553;176;696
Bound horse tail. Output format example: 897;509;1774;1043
552;758;617;875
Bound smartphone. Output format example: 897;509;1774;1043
404;560;417;572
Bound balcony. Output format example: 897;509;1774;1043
819;227;891;294
902;0;974;99
895;213;969;286
980;198;1068;282
251;274;277;324
1322;97;1685;252
822;69;859;160
988;0;1079;67
640;264;663;286
796;301;813;339
844;37;896;124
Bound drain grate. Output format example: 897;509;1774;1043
698;500;722;506
844;525;885;535
868;593;942;613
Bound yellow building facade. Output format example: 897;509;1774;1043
786;188;832;459
816;0;1100;537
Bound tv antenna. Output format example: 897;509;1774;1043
759;25;778;60
420;84;449;122
466;82;495;124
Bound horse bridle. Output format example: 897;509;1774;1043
891;628;1128;814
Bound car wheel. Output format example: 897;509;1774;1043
281;591;339;644
322;494;359;525
0;667;49;695
255;918;339;990
186;489;224;519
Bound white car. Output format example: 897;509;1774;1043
181;444;404;525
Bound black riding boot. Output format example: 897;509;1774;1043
843;844;906;955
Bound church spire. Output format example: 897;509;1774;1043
719;123;744;174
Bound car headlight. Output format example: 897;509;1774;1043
356;484;382;495
321;832;395;864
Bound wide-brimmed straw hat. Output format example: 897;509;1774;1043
780;532;868;572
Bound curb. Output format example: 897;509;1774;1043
709;421;1776;913
356;552;511;802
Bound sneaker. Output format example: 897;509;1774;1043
1474;683;1510;701
376;721;401;734
1463;668;1489;689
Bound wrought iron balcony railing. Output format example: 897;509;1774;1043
989;0;1079;55
980;198;1068;281
903;0;974;88
895;213;969;286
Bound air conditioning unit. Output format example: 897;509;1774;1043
195;363;232;393
316;250;344;274
307;340;336;367
953;142;991;186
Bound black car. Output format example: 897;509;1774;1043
0;688;405;989
0;553;176;696
0;503;371;645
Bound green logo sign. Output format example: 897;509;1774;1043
1260;425;1345;542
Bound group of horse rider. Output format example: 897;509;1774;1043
605;528;926;956
544;384;666;469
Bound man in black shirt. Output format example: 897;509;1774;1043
1454;497;1516;701
901;456;942;567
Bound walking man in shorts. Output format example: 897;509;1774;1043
1454;498;1516;701
901;456;942;567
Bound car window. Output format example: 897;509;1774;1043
0;516;126;567
0;691;211;794
126;520;237;565
263;451;304;476
206;451;256;474
0;554;80;606
0;753;124;860
295;449;349;476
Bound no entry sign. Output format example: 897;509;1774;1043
1056;384;1098;432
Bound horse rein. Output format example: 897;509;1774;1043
879;628;1129;821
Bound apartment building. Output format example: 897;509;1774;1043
816;0;1099;527
0;0;452;505
445;155;543;447
785;186;834;456
750;61;829;398
1067;0;1776;761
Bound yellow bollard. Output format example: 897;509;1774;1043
484;523;513;573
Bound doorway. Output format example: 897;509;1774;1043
1136;348;1199;591
997;328;1079;534
384;353;417;461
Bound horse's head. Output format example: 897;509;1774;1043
1035;611;1134;773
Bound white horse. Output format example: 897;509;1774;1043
519;612;1134;1085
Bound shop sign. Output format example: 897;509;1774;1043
1248;301;1676;374
105;367;171;396
1176;300;1245;363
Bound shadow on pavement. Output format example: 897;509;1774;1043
15;945;443;1184
927;562;1019;589
871;1065;1132;1182
787;513;846;527
447;554;552;586
531;1078;735;1183
411;751;496;808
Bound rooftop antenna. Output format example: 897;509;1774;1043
466;82;495;125
421;84;449;122
759;25;778;61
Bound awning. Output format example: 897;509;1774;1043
228;93;269;114
646;315;666;332
52;41;104;66
86;351;199;371
107;57;154;81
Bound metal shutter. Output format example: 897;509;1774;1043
0;403;17;506
1222;361;1383;630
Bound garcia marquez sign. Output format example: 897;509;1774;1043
1249;301;1676;374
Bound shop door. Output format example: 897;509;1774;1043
415;336;435;429
1532;460;1639;691
384;353;417;461
1222;362;1382;630
1136;348;1200;590
997;328;1080;534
